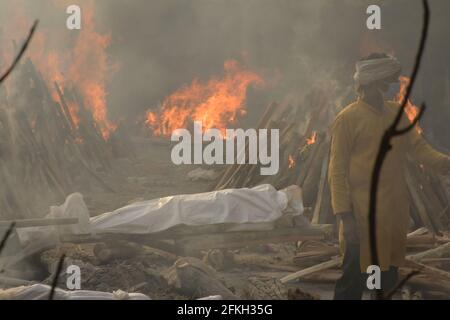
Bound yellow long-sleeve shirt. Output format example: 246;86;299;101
328;99;450;271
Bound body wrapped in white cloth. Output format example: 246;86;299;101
17;184;304;240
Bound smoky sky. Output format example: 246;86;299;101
1;0;449;147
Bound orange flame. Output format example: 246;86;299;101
0;0;116;140
67;101;80;128
288;155;295;169
67;4;116;139
306;131;317;145
146;60;264;136
394;76;422;134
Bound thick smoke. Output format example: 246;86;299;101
0;0;449;148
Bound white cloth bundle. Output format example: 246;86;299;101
353;56;401;86
90;184;289;234
14;184;305;244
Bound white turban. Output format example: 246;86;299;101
353;56;401;86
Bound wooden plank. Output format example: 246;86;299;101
407;227;429;237
0;275;35;287
280;256;342;284
410;163;446;230
311;141;330;224
407;241;450;261
0;217;78;228
405;169;436;233
296;137;324;187
177;225;331;253
420;258;450;263
214;102;279;190
406;258;450;282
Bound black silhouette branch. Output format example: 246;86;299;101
368;0;429;299
0;20;38;84
48;254;66;300
0;20;38;275
0;222;15;256
385;269;422;300
0;222;16;273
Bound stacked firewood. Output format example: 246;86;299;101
213;89;450;231
0;58;114;219
406;157;450;232
214;87;338;225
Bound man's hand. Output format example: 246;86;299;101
338;211;359;244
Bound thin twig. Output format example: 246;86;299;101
368;0;429;299
48;254;66;300
0;20;39;84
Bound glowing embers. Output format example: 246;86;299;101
306;131;317;145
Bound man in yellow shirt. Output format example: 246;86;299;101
329;53;450;299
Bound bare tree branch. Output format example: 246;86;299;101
48;254;66;300
0;222;15;255
0;20;39;84
0;19;38;273
368;0;429;299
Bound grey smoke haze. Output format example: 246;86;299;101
0;0;449;147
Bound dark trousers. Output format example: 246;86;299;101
333;242;398;300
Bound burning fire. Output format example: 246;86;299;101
288;154;295;169
306;131;317;145
0;0;116;139
67;4;116;139
146;60;264;136
394;76;422;134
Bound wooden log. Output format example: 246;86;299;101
406;234;436;247
54;81;76;133
280;256;342;283
177;225;330;256
408;241;450;261
218;103;293;189
293;247;340;267
300;269;341;283
296;135;324;187
408;160;446;229
250;122;288;185
0;217;78;228
407;227;429;237
399;268;450;296
420;258;450;263
311;140;331;224
0;275;35;287
165;257;238;299
141;244;179;263
405;168;437;233
214;102;278;190
405;258;450;282
93;241;179;264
